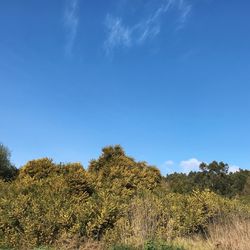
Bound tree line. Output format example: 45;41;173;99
1;143;249;199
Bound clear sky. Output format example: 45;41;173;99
0;0;249;175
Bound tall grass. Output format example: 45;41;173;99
206;216;250;250
172;216;250;250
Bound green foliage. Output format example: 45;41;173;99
144;240;184;250
111;244;136;250
0;143;18;181
110;241;185;250
199;161;229;174
166;161;250;197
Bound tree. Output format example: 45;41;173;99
0;143;18;181
164;173;193;194
165;161;247;197
199;161;229;174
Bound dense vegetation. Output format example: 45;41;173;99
0;144;249;249
165;161;250;198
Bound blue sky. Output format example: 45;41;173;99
0;0;250;175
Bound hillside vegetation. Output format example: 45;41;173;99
0;144;249;250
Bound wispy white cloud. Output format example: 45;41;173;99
104;0;192;54
64;0;79;56
179;158;202;173
177;0;192;29
104;15;132;54
228;165;240;173
163;158;241;174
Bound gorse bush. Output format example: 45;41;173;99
89;146;161;194
0;176;91;248
0;144;249;249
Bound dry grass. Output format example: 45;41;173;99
55;234;104;250
172;237;210;250
78;240;104;250
55;214;250;250
205;216;250;250
103;192;164;248
173;216;250;250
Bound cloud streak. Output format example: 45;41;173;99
104;15;132;53
64;0;79;56
177;0;192;29
104;0;192;54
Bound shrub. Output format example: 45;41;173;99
88;145;161;194
0;169;97;249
